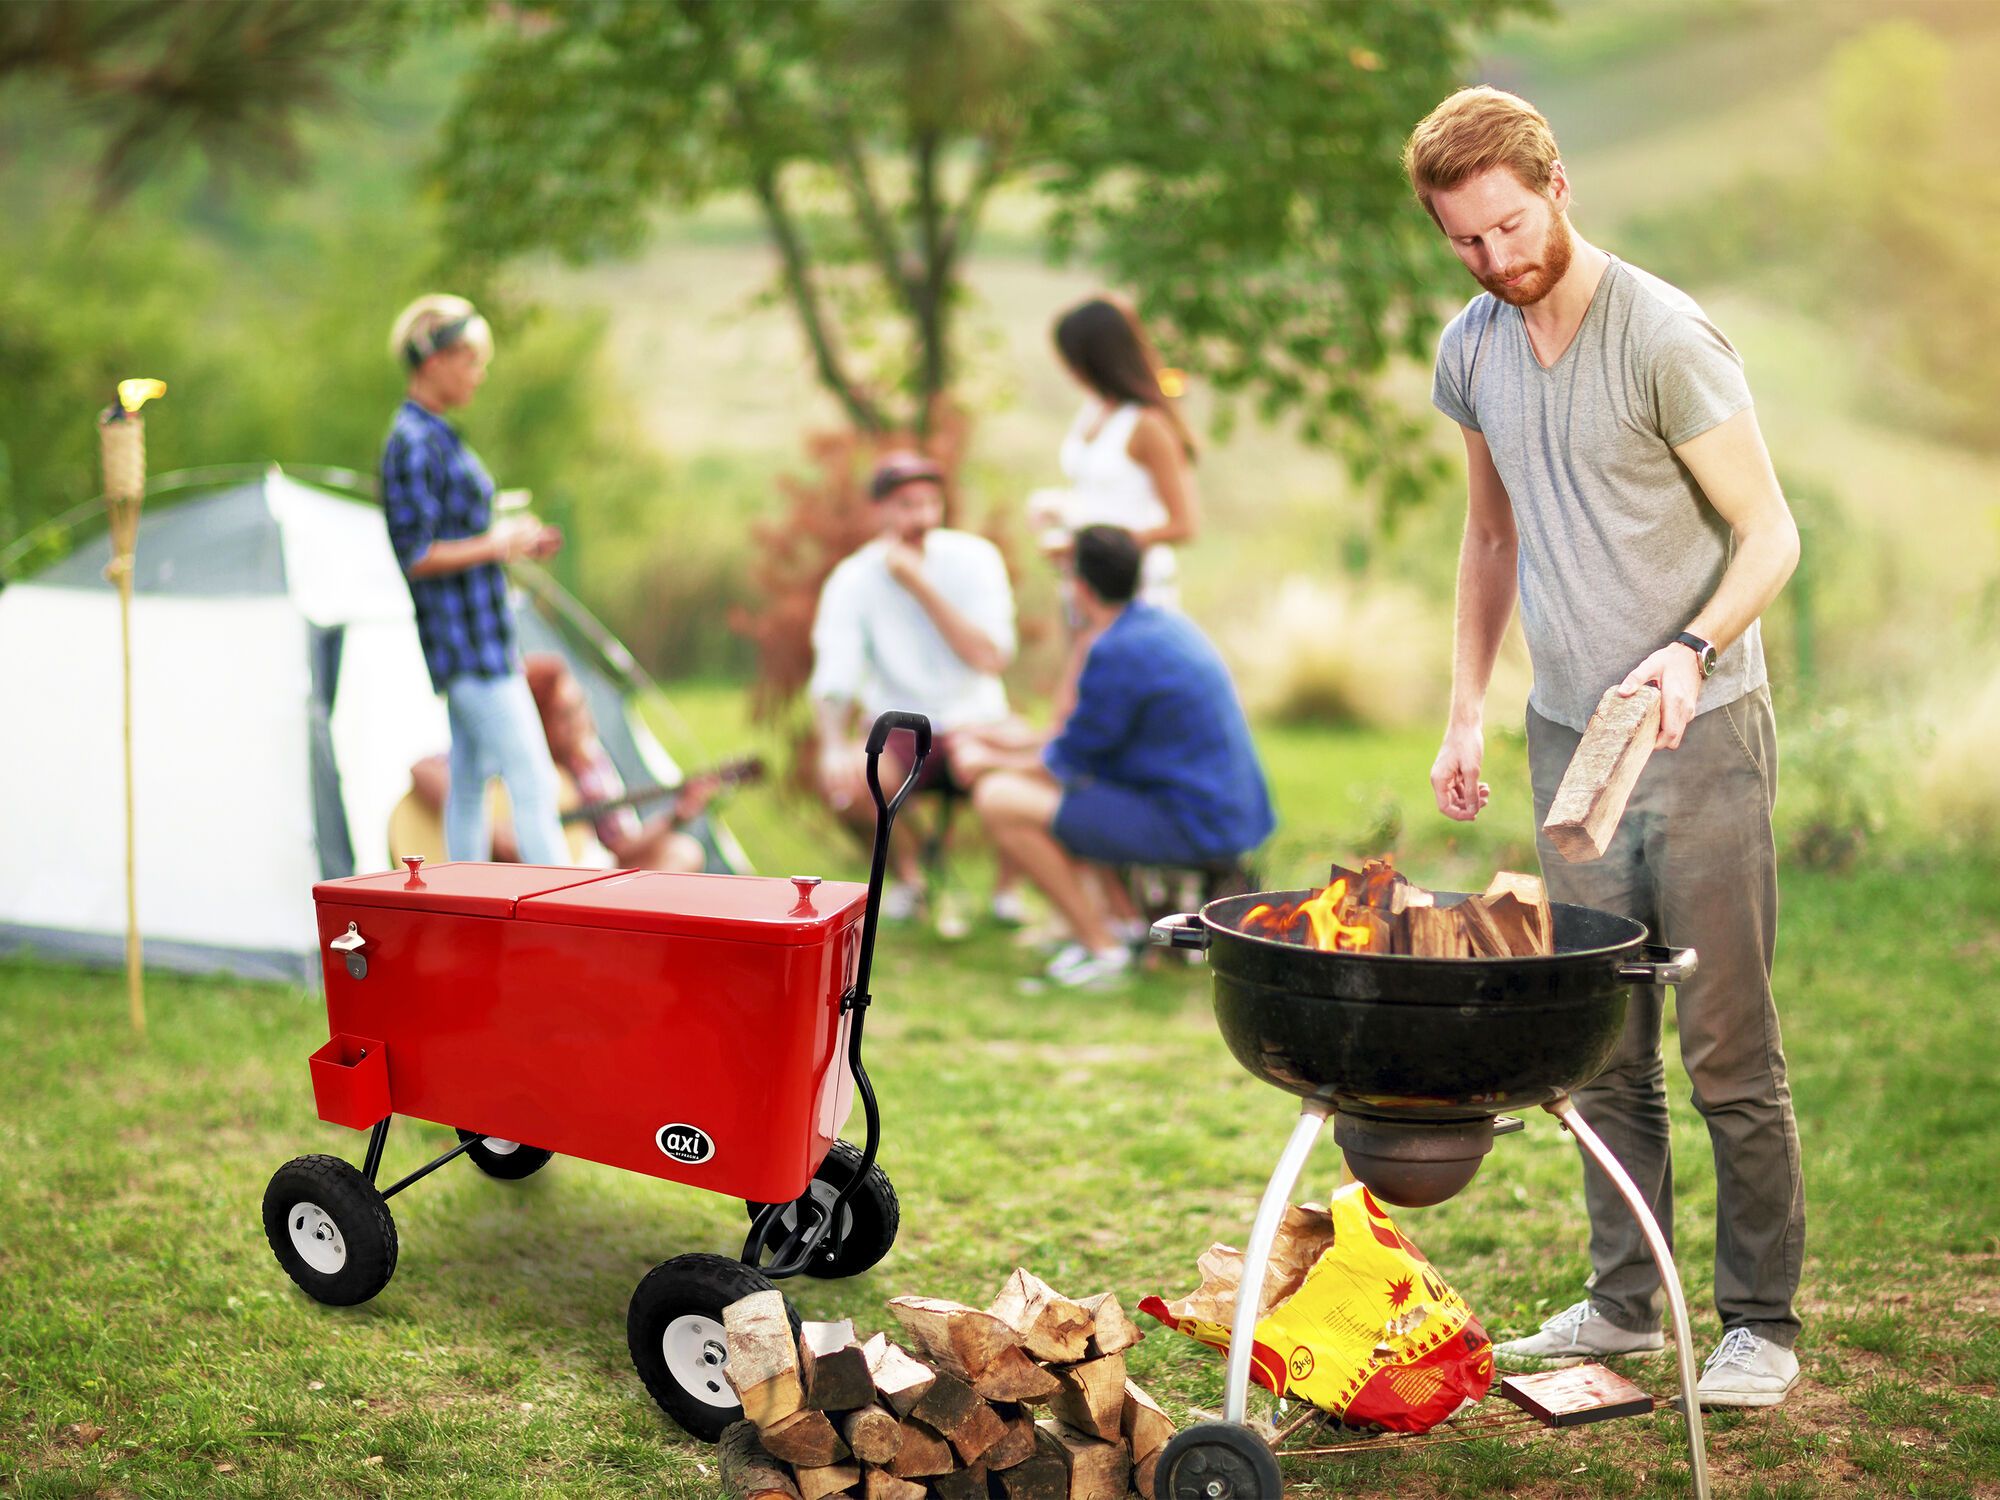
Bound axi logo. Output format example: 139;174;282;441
655;1124;716;1164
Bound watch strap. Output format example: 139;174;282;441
1672;631;1717;676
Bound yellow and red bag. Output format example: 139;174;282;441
1140;1182;1493;1433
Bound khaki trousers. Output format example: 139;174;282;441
1528;685;1805;1348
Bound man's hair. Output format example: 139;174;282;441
389;294;493;371
869;451;945;502
1402;86;1561;225
1073;525;1142;605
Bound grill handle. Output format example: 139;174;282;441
1618;944;1698;985
1149;912;1211;952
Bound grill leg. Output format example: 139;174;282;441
1225;1096;1332;1424
1547;1095;1711;1500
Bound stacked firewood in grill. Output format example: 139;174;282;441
718;1270;1175;1499
1245;857;1556;959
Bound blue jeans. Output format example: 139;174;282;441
443;673;567;865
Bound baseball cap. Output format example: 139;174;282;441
869;452;946;501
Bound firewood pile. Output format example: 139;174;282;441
718;1270;1175;1500
1240;857;1555;959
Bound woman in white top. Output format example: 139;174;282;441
1042;296;1200;606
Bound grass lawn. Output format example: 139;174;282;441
4;689;1997;1498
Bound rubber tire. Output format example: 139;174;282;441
1156;1421;1285;1500
454;1128;554;1180
262;1155;399;1307
628;1253;798;1442
743;1139;900;1279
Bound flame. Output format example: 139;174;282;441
117;379;167;414
1240;877;1374;952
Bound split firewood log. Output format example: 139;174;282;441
988;1269;1093;1362
1134;1446;1162;1500
1046;1352;1126;1443
1485;870;1553;953
1480;890;1546;959
908;1369;984;1445
859;1334;935;1418
1076;1291;1144;1358
724;1292;804;1429
1456;896;1511;958
760;1409;850;1468
990;1446;1068;1500
887;1297;1059;1401
884;1420;954;1479
981;1404;1038;1471
1407;903;1471;959
929;1464;989;1500
719;1420;802;1500
945;1400;1009;1465
801;1320;877;1413
839;1403;903;1467
1543;683;1661;862
1121;1379;1174;1473
794;1462;859;1500
1036;1418;1131;1500
862;1469;926;1500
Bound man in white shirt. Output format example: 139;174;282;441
810;453;1018;918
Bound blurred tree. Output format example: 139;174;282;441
0;0;407;201
438;0;1535;518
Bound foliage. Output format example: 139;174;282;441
1775;706;1889;875
438;0;1538;517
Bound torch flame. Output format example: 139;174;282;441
117;379;167;414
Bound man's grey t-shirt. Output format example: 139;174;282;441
1432;257;1765;731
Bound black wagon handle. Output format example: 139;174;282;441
1618;944;1698;985
851;709;932;1007
1149;912;1212;952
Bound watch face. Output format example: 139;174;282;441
1699;645;1718;677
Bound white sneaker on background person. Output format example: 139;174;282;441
879;879;925;922
1493;1300;1666;1367
1695;1328;1799;1408
1044;943;1133;989
990;888;1031;926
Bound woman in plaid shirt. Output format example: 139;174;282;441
380;295;568;865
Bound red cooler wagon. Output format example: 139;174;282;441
261;712;932;1439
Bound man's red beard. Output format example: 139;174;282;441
1480;210;1574;306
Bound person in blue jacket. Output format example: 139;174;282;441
957;525;1274;987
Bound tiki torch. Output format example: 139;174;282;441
99;378;166;1036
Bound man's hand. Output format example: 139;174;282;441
1618;645;1702;749
818;740;866;811
525;523;563;561
882;538;925;590
1431;722;1491;822
673;775;717;824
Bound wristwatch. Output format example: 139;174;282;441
1673;631;1718;678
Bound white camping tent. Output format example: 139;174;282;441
0;466;742;984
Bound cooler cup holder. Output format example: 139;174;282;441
309;1033;390;1129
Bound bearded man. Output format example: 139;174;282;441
1404;86;1806;1408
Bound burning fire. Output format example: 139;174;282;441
1242;877;1375;952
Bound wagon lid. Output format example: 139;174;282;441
516;870;869;944
313;863;626;918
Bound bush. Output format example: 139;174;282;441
1216;573;1447;730
1913;664;2000;850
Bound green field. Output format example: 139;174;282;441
4;690;1996;1499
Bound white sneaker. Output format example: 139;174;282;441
1044;944;1133;989
1696;1328;1799;1408
933;891;971;941
879;880;924;923
990;888;1031;927
1493;1300;1665;1368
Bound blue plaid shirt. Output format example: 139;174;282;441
379;400;518;693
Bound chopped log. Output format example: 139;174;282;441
761;1409;850;1468
719;1420;803;1500
928;1464;988;1500
840;1404;904;1467
1036;1419;1131;1500
795;1463;860;1500
1076;1291;1144;1357
861;1336;936;1418
908;1370;984;1444
1133;1447;1161;1500
725;1291;805;1430
803;1320;878;1414
862;1470;926;1500
981;1404;1038;1471
1392;882;1435;915
947;1400;1009;1465
1407;903;1470;959
1480;890;1545;959
885;1421;954;1479
988;1269;1092;1363
991;1449;1068;1500
1485;870;1553;953
1456;896;1511;958
1046;1352;1126;1443
1120;1380;1174;1469
1543;684;1661;862
887;1298;1057;1401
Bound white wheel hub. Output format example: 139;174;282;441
662;1313;736;1409
480;1137;521;1156
288;1201;347;1275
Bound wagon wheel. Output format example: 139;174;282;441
742;1139;900;1279
262;1155;399;1307
1156;1420;1285;1500
454;1128;554;1181
627;1253;799;1442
